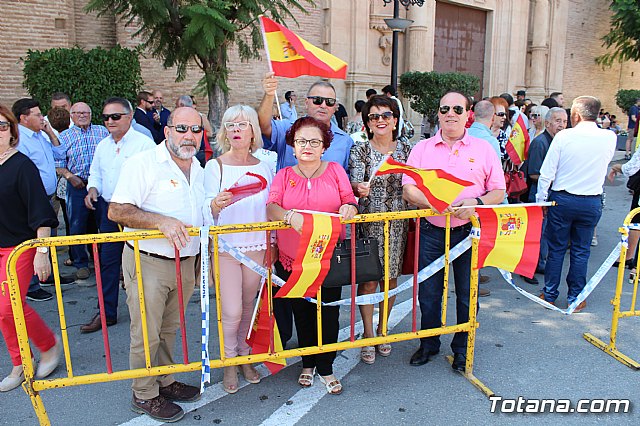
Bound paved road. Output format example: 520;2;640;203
2;155;640;425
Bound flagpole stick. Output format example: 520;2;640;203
367;152;393;184
452;201;555;210
259;15;283;120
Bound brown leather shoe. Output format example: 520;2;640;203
80;314;117;334
131;394;184;422
572;301;586;313
159;381;200;402
539;293;555;306
479;287;490;297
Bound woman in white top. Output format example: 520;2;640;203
204;105;273;394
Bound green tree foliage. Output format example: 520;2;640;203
22;46;143;122
400;71;480;125
597;0;640;66
85;0;312;127
615;89;640;112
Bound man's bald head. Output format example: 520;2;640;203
473;100;495;121
70;102;92;129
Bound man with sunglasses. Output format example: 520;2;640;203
108;107;205;422
258;71;353;174
78;97;155;334
403;91;505;371
134;91;163;143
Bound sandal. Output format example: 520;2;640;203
318;374;343;395
376;342;392;357
240;364;261;384
630;269;637;285
298;368;315;387
360;346;375;364
222;366;238;394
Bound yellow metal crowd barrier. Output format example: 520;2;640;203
583;207;640;369
6;209;491;425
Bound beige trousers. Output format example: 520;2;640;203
122;245;197;400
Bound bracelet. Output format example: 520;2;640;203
283;209;294;225
475;197;484;206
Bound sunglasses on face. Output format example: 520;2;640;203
294;138;323;148
101;113;127;122
530;113;540;118
169;124;204;134
307;96;337;107
439;105;466;115
0;121;10;131
223;121;250;131
367;111;394;121
495;112;506;117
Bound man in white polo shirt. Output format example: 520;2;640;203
108;107;205;422
78;97;155;333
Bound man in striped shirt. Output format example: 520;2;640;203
56;102;109;281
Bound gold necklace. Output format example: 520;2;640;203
297;163;323;190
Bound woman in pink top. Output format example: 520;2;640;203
267;117;357;395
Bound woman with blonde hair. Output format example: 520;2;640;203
203;105;273;393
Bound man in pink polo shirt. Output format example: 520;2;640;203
402;91;505;371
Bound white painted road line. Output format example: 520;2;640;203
118;300;414;426
259;299;413;426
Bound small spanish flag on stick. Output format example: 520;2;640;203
476;206;543;278
375;157;473;212
505;113;530;165
246;281;286;374
259;16;348;79
275;212;342;298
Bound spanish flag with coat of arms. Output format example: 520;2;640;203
476;206;543;278
275;212;342;298
260;16;348;79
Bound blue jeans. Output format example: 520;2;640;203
418;220;474;354
528;184;548;271
28;198;57;292
94;197;124;320
66;182;90;269
543;191;602;304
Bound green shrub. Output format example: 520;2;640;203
22;46;144;122
400;71;480;125
615;89;640;112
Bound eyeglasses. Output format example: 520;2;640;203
101;113;127;122
495;112;506;117
144;99;154;104
294;138;323;148
0;121;10;131
530;113;540;118
223;121;250;131
307;96;337;107
367;111;394;121
169;124;204;134
439;105;465;115
71;111;90;116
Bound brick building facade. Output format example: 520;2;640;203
0;0;638;124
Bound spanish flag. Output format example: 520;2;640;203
260;16;348;79
276;213;341;298
375;157;473;213
505;113;530;165
476;206;543;278
246;282;286;374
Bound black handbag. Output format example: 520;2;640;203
627;169;640;192
322;238;383;288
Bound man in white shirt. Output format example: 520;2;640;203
108;107;205;423
78;98;155;333
536;96;616;312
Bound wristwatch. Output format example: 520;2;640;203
475;197;484;206
36;247;49;254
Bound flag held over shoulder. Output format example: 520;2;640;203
476;205;543;278
260;16;348;79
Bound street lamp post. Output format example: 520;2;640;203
383;0;425;92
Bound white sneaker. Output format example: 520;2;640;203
591;236;598;247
